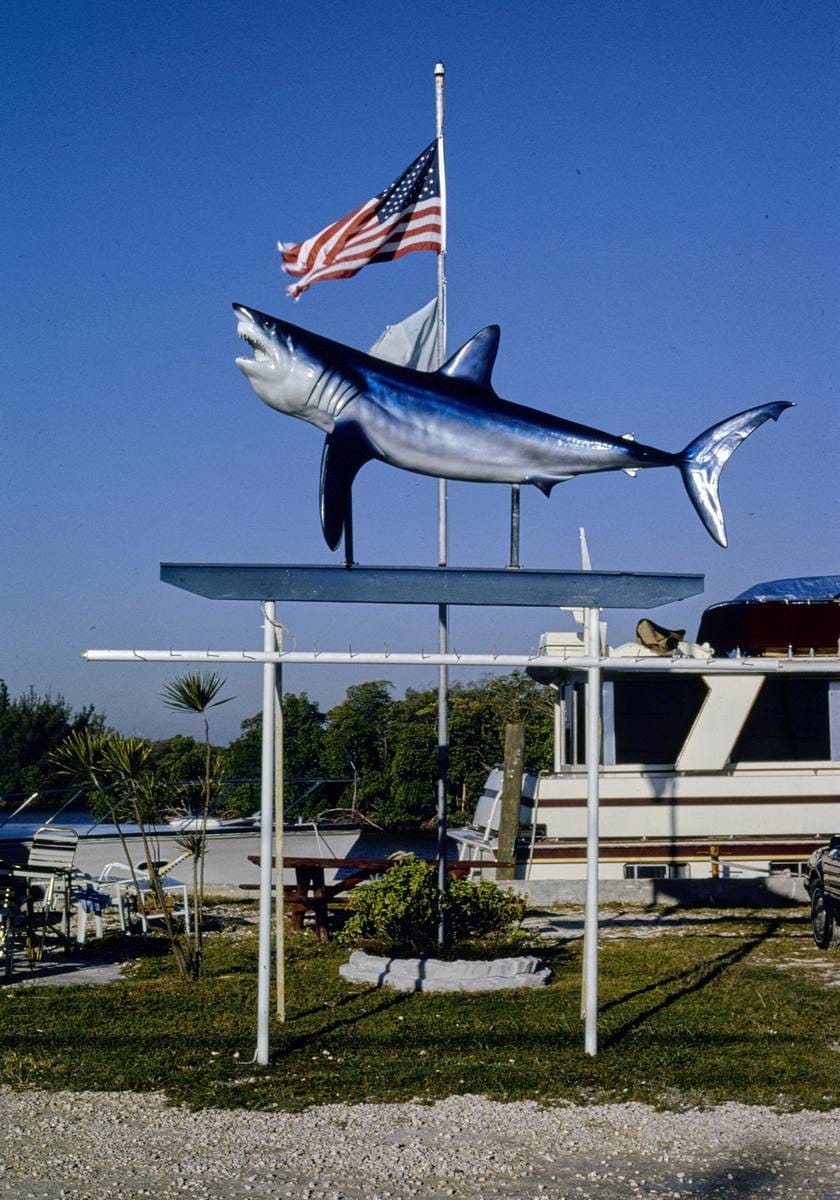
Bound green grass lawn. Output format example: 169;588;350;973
1;907;836;1112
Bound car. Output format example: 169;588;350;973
805;836;840;949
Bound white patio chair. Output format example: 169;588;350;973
24;826;79;960
97;860;191;936
74;879;114;946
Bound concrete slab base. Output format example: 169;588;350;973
339;950;551;992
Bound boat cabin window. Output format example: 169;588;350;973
623;863;690;880
613;677;706;764
610;676;831;765
730;678;830;762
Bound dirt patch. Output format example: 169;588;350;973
521;906;808;942
754;952;840;990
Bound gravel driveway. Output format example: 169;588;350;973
0;1089;837;1199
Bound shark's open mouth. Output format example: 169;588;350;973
238;329;271;362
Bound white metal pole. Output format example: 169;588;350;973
583;606;602;1055
255;602;276;1065
435;60;449;947
83;649;840;676
273;620;285;1021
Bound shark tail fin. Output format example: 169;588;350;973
678;402;793;547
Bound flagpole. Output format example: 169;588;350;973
434;61;449;948
435;62;447;363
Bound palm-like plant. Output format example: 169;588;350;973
100;737;194;977
50;729;142;898
50;729;108;793
52;731;195;979
161;672;232;972
161;671;231;721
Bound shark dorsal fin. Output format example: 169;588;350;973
437;326;500;388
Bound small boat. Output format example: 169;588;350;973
0;810;364;894
166;816;228;832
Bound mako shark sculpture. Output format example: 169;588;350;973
234;303;791;552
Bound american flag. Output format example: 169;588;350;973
279;142;442;299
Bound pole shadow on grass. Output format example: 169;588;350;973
601;920;781;1049
290;986;383;1022
276;988;412;1058
598;919;781;1015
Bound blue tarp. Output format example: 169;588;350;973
733;576;840;603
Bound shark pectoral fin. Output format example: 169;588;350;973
319;421;377;551
623;468;638;478
438;326;501;388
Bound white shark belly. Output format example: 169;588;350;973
355;397;628;485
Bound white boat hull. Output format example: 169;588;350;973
453;765;840;882
2;822;365;893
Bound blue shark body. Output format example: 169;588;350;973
234;304;791;551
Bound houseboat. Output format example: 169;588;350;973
451;576;840;882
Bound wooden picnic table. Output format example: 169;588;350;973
244;855;513;943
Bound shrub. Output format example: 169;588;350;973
446;874;525;942
337;855;525;954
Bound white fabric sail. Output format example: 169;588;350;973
369;297;439;371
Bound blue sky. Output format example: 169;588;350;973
3;0;838;744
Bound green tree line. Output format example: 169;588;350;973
0;674;554;829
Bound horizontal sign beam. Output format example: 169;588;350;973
83;647;840;674
160;563;703;609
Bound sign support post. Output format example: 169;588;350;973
255;602;276;1065
582;605;602;1055
273;618;285;1021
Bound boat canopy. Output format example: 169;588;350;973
698;577;840;655
733;576;840;603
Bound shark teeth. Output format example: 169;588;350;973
239;331;270;362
